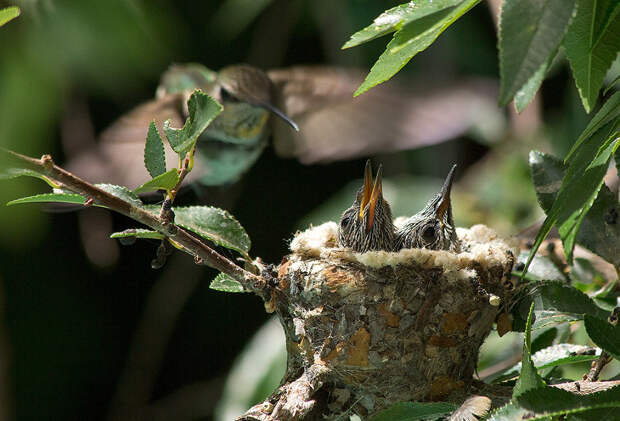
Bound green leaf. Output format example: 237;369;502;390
133;168;179;194
515;50;557;113
522;122;619;276
353;0;480;96
514;251;566;282
95;184;143;208
529;150;620;267
7;193;86;206
513;303;546;399
110;229;164;240
342;0;463;49
518;385;620;417
144;121;166;178
498;0;576;106
368;401;457;421
584;315;620;361
485;402;533;421
603;73;620;96
163;90;222;155
564;0;620;113
210;272;246;293
0;167;60;188
565;90;620;161
167;206;251;256
0;6;20;27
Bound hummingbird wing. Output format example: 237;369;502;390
65;93;195;190
268;66;504;164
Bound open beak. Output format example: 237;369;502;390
436;164;457;223
367;165;384;230
260;102;300;131
359;160;373;219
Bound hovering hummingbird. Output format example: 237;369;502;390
395;164;459;252
65;63;503;189
338;160;395;253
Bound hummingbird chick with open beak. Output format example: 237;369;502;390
395;164;460;252
338;161;395;252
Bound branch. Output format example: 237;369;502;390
3;149;265;294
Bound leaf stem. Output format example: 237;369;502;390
2;149;265;294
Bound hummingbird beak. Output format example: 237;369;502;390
367;165;384;230
436;164;457;223
359;159;373;219
259;102;300;131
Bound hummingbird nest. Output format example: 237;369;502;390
240;222;518;421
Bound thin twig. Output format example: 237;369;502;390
3;149;265;294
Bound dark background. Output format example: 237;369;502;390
0;1;587;420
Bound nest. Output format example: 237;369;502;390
242;223;518;420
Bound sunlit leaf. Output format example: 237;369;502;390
518;385;620;417
0;167;59;188
133;168;179;194
96;183;143;207
485;402;533;421
368;401;457;421
144;121;166;178
513;303;545;398
6;193;86;206
342;0;463;49
514;251;566;282
209;272;246;293
354;0;480;96
564;1;620;113
0;6;20;27
164;206;250;256
565;91;620;161
163;90;222;155
110;229;164;240
584;315;620;361
498;0;576;106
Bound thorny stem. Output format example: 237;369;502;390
3;149;265;294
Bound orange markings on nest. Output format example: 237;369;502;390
429;376;464;400
377;302;400;327
277;260;291;289
345;327;370;366
441;312;470;334
323;266;358;292
429;335;457;347
496;312;512;337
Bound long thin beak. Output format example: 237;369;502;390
360;160;373;219
367;165;383;230
436;164;457;221
260;102;300;131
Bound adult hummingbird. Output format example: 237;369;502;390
65;63;503;189
395;164;459;252
338;160;395;252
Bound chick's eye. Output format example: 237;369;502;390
422;225;436;243
341;217;351;228
220;87;239;103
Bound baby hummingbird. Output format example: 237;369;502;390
338;161;395;252
395;164;459;252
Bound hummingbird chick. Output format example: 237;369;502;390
338;161;395;252
395;164;460;252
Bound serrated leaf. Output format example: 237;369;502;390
210;272;246;293
485;402;533;421
513;303;546;399
144;121;166;178
95;183;143;207
522;122;619;276
368;401;457;421
110;229;164;240
354;0;480;96
498;0;576;106
0;6;20;27
163;91;222;155
584;315;620;361
514;251;566;282
133;168;179;194
565;90;620;161
493;344;600;382
518;385;620;417
342;0;463;49
7;193;86;206
166;206;250;256
564;1;620;113
529;150;620;267
515;50;557;113
0;167;59;188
